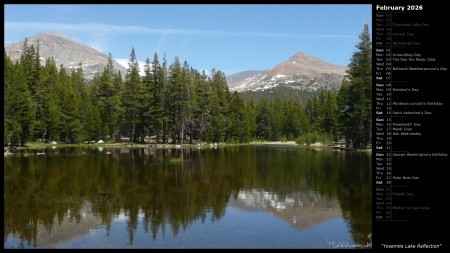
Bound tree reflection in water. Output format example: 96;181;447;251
4;146;371;248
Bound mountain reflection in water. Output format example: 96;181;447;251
4;146;371;248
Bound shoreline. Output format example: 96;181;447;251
5;141;371;153
250;141;372;152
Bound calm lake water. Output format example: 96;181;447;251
4;145;372;249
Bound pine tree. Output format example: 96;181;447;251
72;64;99;142
111;70;124;141
181;62;196;144
58;65;82;143
255;99;272;140
121;47;145;142
207;69;230;143
283;99;309;141
4;58;35;147
6;40;261;145
149;52;165;144
4;50;16;146
18;38;42;142
315;91;339;143
101;52;124;141
227;91;250;143
338;24;372;148
142;57;154;141
167;56;184;144
193;70;212;143
245;99;258;140
81;84;101;143
20;38;40;95
161;53;170;143
36;57;62;142
92;68;121;141
305;94;319;128
270;97;283;141
106;52;115;76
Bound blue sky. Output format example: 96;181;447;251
4;4;372;76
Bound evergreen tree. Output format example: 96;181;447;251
19;38;42;142
4;50;16;146
161;53;170;143
245;99;258;140
142;57;154;141
34;57;62;142
121;47;145;142
338;24;372;148
207;69;230;143
269;97;283;141
227;91;250;143
305;94;319;128
19;38;41;96
106;52;115;76
193;70;212;143
72;64;100;142
4;58;35;146
255;99;272;140
283;99;309;141
81;84;102;143
58;65;82;143
167;56;185;144
112;70;124;141
315;91;339;143
181;62;196;144
149;52;165;144
5;42;288;146
92;68;121;141
337;81;351;146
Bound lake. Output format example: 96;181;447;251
4;144;372;249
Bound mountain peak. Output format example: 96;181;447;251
289;52;328;64
292;51;312;58
4;32;128;79
35;31;69;37
228;52;348;92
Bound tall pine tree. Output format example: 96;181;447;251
5;57;35;146
338;24;372;148
121;47;145;141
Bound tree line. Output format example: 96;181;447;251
4;24;371;148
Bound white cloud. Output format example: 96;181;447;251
5;21;356;39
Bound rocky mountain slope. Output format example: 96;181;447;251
228;52;348;93
4;32;128;80
226;70;264;90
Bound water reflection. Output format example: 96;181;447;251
4;146;371;248
230;190;342;230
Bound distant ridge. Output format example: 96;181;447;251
228;52;348;92
226;70;264;90
4;31;128;80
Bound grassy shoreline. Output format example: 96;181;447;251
5;140;371;153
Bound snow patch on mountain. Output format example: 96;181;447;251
228;52;348;92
